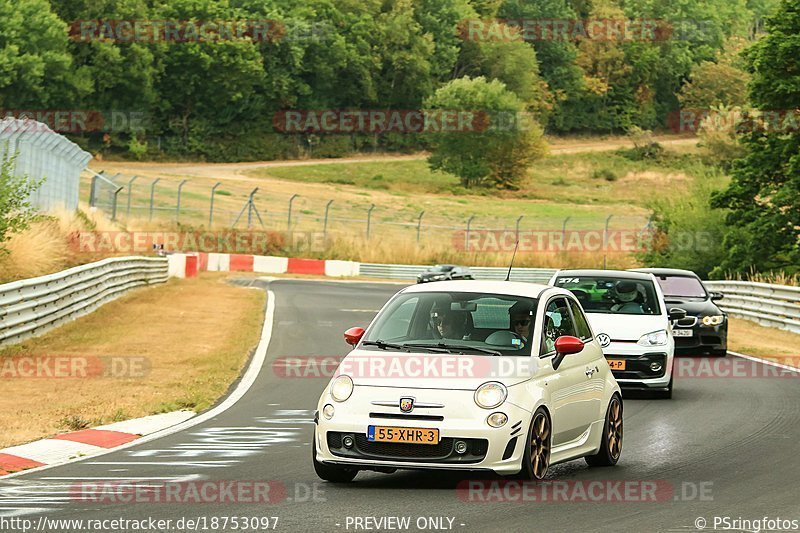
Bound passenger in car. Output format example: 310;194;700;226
509;301;534;343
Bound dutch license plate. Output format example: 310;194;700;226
367;425;439;445
673;329;693;337
607;359;627;370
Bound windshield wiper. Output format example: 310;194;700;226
416;342;502;357
362;340;408;351
400;343;451;354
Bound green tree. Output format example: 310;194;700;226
0;0;82;108
679;38;751;109
710;0;800;275
424;76;547;189
498;0;586;130
455;26;550;112
0;150;41;250
638;173;729;279
152;0;266;148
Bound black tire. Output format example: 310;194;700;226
516;408;551;480
710;348;727;357
586;395;623;467
312;437;358;483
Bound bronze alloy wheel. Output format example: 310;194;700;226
529;411;551;479
607;397;623;460
586;395;624;467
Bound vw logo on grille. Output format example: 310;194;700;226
596;333;611;348
399;397;414;413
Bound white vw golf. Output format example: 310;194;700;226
313;281;623;482
549;270;687;399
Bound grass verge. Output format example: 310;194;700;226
0;273;265;448
727;317;800;363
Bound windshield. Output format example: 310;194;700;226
363;292;537;356
655;276;707;298
431;265;454;272
553;276;661;315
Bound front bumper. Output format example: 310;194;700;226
603;342;673;389
673;322;728;355
315;386;532;474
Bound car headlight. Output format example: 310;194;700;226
474;382;507;409
638;329;668;347
701;315;724;326
330;375;354;402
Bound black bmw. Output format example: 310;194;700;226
631;268;728;356
416;264;474;283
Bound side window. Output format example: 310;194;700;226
380;297;418;340
540;298;577;356
568;299;593;340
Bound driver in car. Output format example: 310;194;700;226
509;301;534;345
431;305;470;340
610;281;644;313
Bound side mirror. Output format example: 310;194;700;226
343;327;365;347
552;335;584;371
710;291;724;302
668;308;687;321
555;335;585;356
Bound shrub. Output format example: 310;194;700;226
0;150;42;252
620;127;664;161
591;168;618;181
309;135;353;158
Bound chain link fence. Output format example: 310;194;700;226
85;170;653;257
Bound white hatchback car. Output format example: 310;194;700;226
313;281;623;482
549;270;687;399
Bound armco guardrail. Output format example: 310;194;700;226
359;263;557;283
0;256;168;346
704;280;800;334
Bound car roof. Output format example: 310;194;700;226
630;268;700;278
553;269;655;281
402;280;557;299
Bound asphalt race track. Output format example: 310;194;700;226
2;279;799;532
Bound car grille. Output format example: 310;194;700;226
326;432;488;463
355;435;453;459
607;352;667;379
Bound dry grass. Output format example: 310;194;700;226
310;234;639;270
0;209;122;284
0;273;265;447
736;271;799;287
727;317;800;363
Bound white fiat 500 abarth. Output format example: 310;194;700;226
312;281;623;482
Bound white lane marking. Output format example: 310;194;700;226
0;507;51;517
259;276;407;285
0;475;202;516
40;476;202;480
2;290;276;480
728;350;800;373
